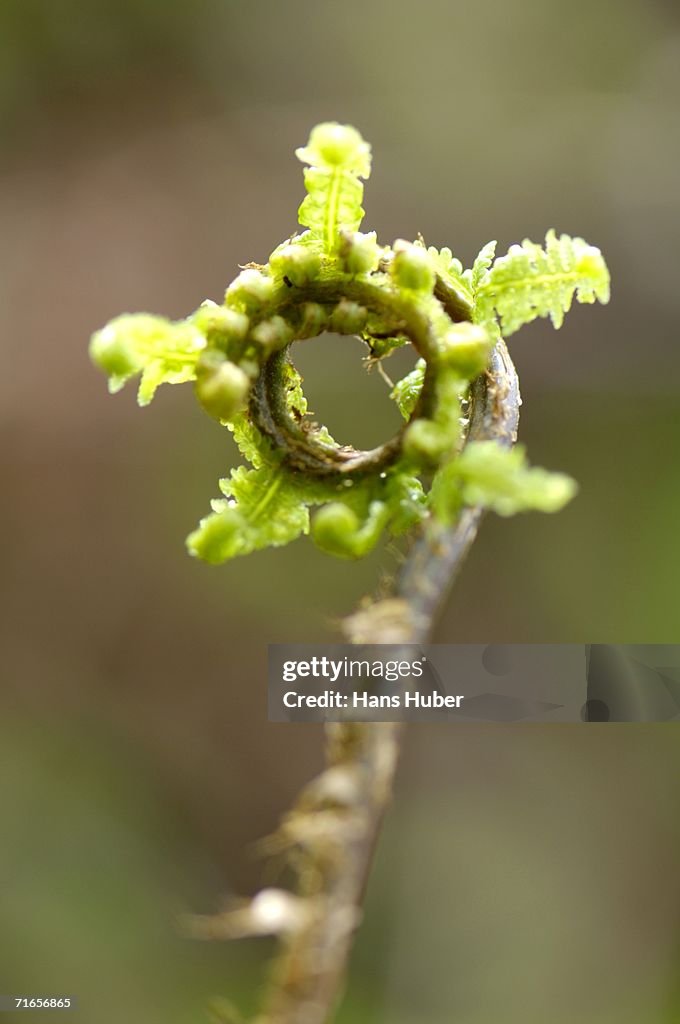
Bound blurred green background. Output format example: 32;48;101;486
1;1;679;1021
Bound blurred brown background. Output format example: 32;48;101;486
1;1;680;1021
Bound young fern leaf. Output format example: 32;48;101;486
311;471;426;559
190;367;327;564
427;245;473;307
187;465;314;564
431;440;577;522
470;240;497;294
474;230;610;336
391;360;426;420
90;313;206;405
296;123;371;254
312;500;390;559
228;413;274;469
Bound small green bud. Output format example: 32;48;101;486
296;123;371;176
187;508;242;564
329;299;368;335
339;231;382;275
402;419;449;465
90;322;143;382
314;125;361;166
312;503;360;559
192;301;249;350
195;358;251;422
251;315;294;353
238;358;260;379
439;323;492;378
390;241;435;293
297;302;328;339
269;244;321;286
225;269;276;312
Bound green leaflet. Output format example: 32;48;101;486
474;230;610;336
90;313;206;405
228;413;273;469
296;123;371;254
279;359;338;447
431;441;577;522
187;465;314;563
470;240;497;294
189;365;341;565
391;360;425;420
189;366;328;563
427;245;474;308
189;453;426;564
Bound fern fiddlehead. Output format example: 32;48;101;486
90;123;610;1023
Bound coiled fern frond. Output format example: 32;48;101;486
89;123;610;564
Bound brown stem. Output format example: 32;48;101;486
250;340;520;1024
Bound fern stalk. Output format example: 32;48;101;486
186;341;520;1024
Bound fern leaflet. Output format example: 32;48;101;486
296;123;371;254
474;230;610;336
